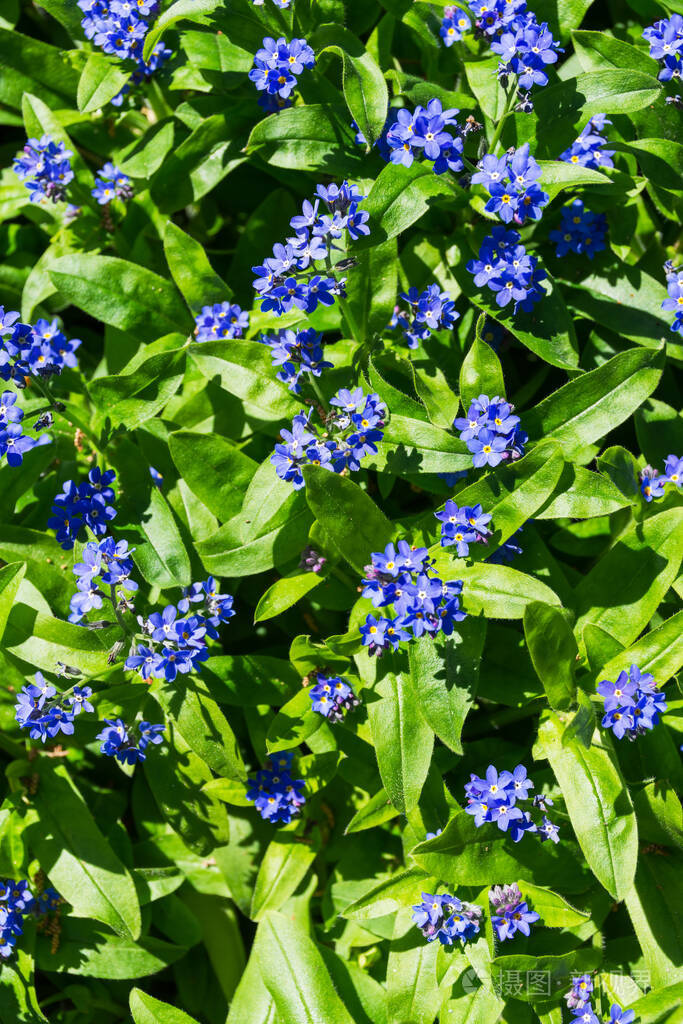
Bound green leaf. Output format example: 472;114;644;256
265;687;323;753
0;27;78;111
125;487;192;588
572;29;659;77
597;611;683;690
151;113;247;213
145;720;230;856
163;221;232;313
303;465;393;574
515;881;589;927
387;912;442;1024
459;316;505;410
0;947;48;1023
250;834;316;921
197;500;313;577
407;620;486;754
562;263;671;349
0;562;26;645
190;340;301;419
153;678;246;782
437;563;561;619
537;711;638;899
254;573;325;623
626;851;683;989
28;764;142;939
412;811;590;891
35;920;185;979
254;912;355;1024
368;667;434;815
169;430;256;523
635;399;683;467
536;466;631;519
76;52;130;113
532;71;662;156
574;508;683;648
612;138;683;193
525;346;665;459
537;159;612;202
343;868;430;921
89;345;187;434
369;413;471;475
490;952;594;1003
246;104;364;176
49;255;191;342
361;162;456;245
523;602;578;710
142;0;221;61
344;788;397;834
130;989;200;1024
318;26;388;148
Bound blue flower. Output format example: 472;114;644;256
489;883;540;941
385;99;465;175
92;163;133;204
194;302;249;342
48;469;117;550
412;891;482;944
440;6;471;45
78;0;170;105
309;673;359;722
643;15;683;80
473;144;548;225
565;974;594;1010
559;113;615;169
662;262;683;334
249;36;315;99
549;199;607;259
13;135;74;204
598;663;667;740
246;752;306;824
606;1006;635;1024
663;453;683;485
97;718;164;764
467;229;546;313
390;283;459;348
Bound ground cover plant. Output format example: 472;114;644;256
0;0;681;1019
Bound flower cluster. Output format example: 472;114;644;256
440;6;471;45
1;879;61;961
549;199;607;260
640;453;682;501
0;309;81;383
598;664;667;740
13;135;73;204
411;892;482;945
300;545;326;572
309;672;359;723
467;227;546;311
97;719;164;764
77;0;172;107
14;672;93;743
126;577;235;682
359;541;466;655
251;0;290;9
385;98;466;174
490;18;562;95
271;387;387;489
565;978;635;1024
662;261;683;334
253;182;369;317
91;162;133;205
566;975;594;1011
48;467;117;549
471;144;548;224
68;536;138;623
389;283;459;348
643;15;683;83
248;37;315;111
454;393;527;468
246;751;306;824
194;302;249;342
559;113;615;169
489;883;540;941
435;500;492;556
259;327;332;392
465;764;560;843
0;389;46;468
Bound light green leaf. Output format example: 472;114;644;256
142;0;221;61
368;668;434;815
76;52;129;113
169;430;256;523
459;315;505;410
28;764;142;939
251;834;316;921
163;221;232;313
315;24;388;146
190;340;301;419
523;602;578;710
254;573;325;623
537;711;638;899
130;988;200;1024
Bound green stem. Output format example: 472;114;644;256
309;375;329;412
488;81;518;155
109;585;133;637
337;294;363;345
